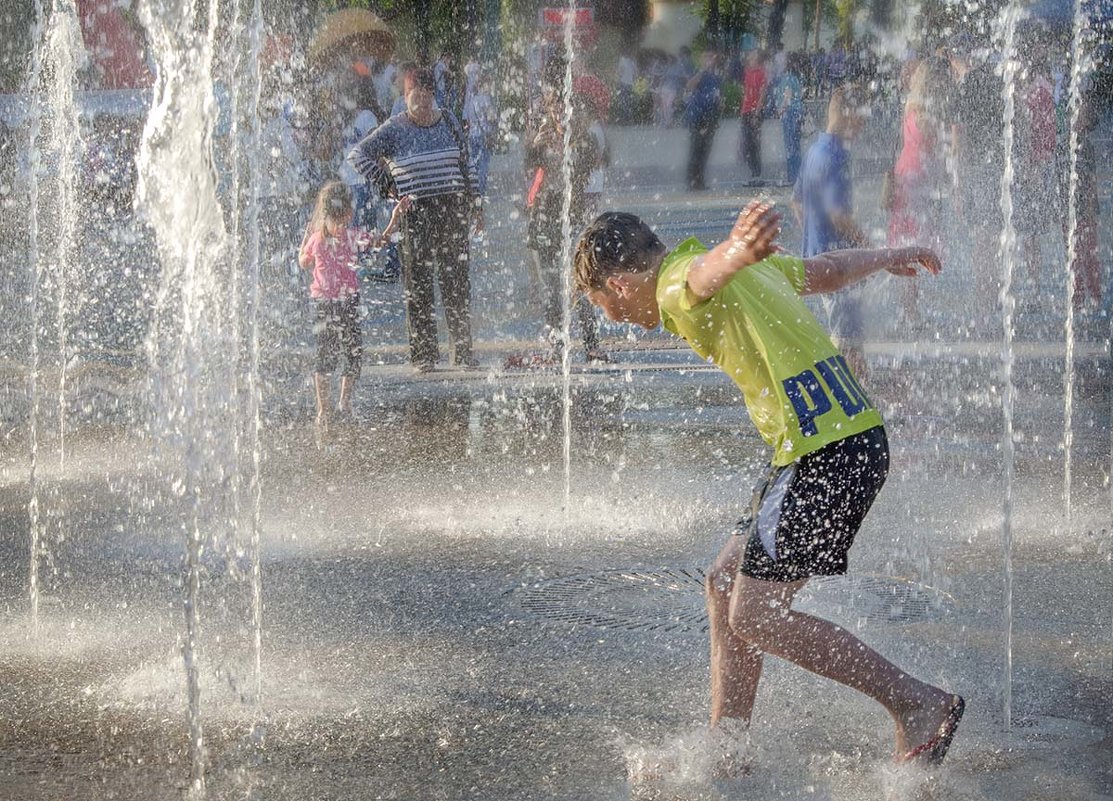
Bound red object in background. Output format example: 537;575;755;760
526;167;546;207
77;0;153;90
539;7;594;27
540;5;597;48
573;73;610;121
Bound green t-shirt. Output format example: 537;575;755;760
657;238;884;465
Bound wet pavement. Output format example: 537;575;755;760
1;115;1111;800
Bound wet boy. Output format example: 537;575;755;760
573;203;964;770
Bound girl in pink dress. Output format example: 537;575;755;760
299;181;410;429
887;57;953;323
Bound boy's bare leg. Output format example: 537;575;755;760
728;575;955;757
338;375;354;414
314;373;330;429
707;535;764;727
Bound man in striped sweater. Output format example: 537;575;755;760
349;68;483;372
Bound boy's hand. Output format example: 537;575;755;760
397;194;415;214
886;246;942;277
727;200;782;266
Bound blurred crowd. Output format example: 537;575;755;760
1;18;1107;427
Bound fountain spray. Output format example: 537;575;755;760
557;0;577;512
135;0;231;791
1063;0;1090;533
26;0;45;636
25;0;88;633
245;0;267;709
996;0;1023;732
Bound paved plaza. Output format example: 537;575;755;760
0;118;1111;800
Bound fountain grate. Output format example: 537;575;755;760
513;568;955;633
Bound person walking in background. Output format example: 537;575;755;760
813;48;828;98
792;84;871;377
649;53;668;127
946;35;1003;322
777;52;806;186
1014;47;1057;289
685;50;722;192
1058;90;1103;311
463;68;497;198
520;67;605;365
886;56;953;326
336;79;383;229
348;68;482;372
659;54;686;127
298;182;410;430
740;50;767;183
433;52;458;115
616;53;637;124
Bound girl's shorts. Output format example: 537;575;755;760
737;426;889;583
314;294;363;378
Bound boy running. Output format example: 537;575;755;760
573;203;964;772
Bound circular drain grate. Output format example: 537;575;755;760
514;568;955;633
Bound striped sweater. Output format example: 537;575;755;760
347;110;477;202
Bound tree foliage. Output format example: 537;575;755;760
700;0;757;45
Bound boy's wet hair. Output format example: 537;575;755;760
574;212;665;292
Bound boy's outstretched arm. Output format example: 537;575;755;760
802;246;941;296
685;200;782;303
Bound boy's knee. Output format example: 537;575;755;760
705;565;734;608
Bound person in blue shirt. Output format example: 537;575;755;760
792;84;870;375
684;50;723;191
777;53;806;185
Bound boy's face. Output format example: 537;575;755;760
585;272;661;329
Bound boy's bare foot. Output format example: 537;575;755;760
708;718;751;780
896;691;965;765
316;412;329;432
709;751;751;780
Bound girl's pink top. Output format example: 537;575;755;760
303;227;375;299
888;109;944;247
893;110;929;179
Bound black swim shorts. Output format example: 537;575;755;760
737;426;889;583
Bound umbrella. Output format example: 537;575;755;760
307;9;395;66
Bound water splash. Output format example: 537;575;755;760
1062;0;1090;533
26;0;88;633
44;2;85;473
623;720;751;792
558;0;577;512
25;0;45;635
245;0;267;709
995;0;1024;732
135;0;230;791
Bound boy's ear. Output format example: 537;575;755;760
604;275;628;296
